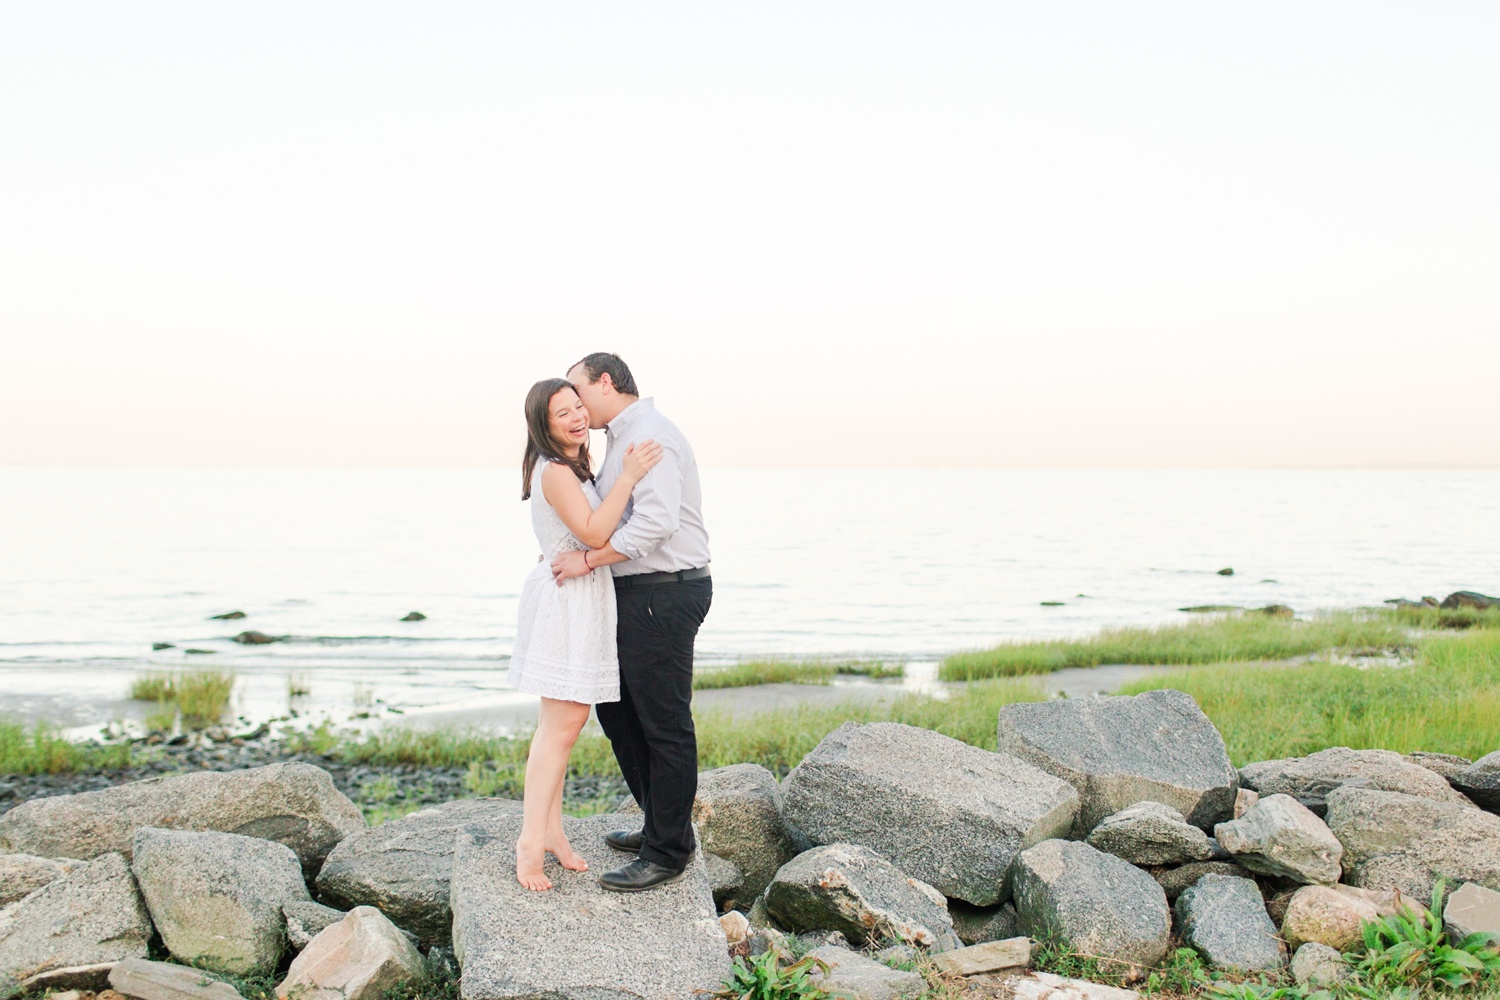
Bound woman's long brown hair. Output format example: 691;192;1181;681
521;379;594;499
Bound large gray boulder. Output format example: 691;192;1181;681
1239;747;1473;816
780;722;1078;906
692;764;799;902
1453;751;1500;812
132;828;310;975
1324;786;1500;897
995;689;1237;833
0;853;80;907
1175;874;1285;973
1085;801;1215;866
764;844;961;951
450;815;730;1000
316;797;523;947
1405;752;1473;783
1213;793;1343;885
804;946;926;1000
0;762;364;876
0;853;151;992
1011;839;1171;969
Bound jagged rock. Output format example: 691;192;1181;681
1452;751;1500;812
0;854;151;992
1009;972;1141;1000
284;901;349;952
152;643;175;651
804;946;925;1000
1086;801;1215;866
932;937;1031;976
692;764;800;902
400;611;426;621
1175;874;1285;973
1213;793;1342;884
1290;943;1349;988
995;689;1237;834
1233;788;1259;818
1147;861;1255;902
0;762;364;877
132;828;309;975
209;611;247;620
1011;839;1171;969
1324;786;1500;897
1240;747;1473;815
277;906;424;1000
765;844;960;951
1280;884;1404;950
315;797;522;946
1441;591;1500;610
450;815;730;1000
1443;881;1500;945
232;631;277;644
781;722;1077;906
1405;752;1473;783
0;853;80;907
108;959;244;1000
949;901;1019;946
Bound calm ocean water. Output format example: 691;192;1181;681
1;467;1496;730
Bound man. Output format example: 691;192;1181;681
551;352;711;892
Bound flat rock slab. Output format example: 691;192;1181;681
781;722;1079;906
0;762;364;877
0;853;80;907
1453;751;1500;812
995;689;1237;834
1213;793;1342;885
1012;839;1171;970
1239;747;1472;816
0;853;151;991
109;958;244;1000
804;946;925;1000
1085;802;1214;867
765;843;960;951
17;964;119;994
133;828;309;976
931;937;1031;976
1006;971;1141;1000
451;815;730;1000
316;797;523;947
1443;881;1500;944
277;906;424;1000
1324;786;1500;897
1175;874;1285;973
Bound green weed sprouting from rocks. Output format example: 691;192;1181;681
1349;881;1500;991
1143;947;1212;995
717;950;832;1000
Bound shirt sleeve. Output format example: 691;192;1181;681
609;431;683;561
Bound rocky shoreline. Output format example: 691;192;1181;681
2;688;1498;1000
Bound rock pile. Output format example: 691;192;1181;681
2;691;1498;999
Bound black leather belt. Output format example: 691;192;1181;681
613;566;711;587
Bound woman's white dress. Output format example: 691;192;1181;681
507;462;620;704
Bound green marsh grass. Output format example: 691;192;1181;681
692;658;904;690
1121;628;1500;764
939;610;1409;681
0;719;133;775
130;669;236;728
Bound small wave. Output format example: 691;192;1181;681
274;634;503;645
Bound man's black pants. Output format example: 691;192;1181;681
596;575;712;872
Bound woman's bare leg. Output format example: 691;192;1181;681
516;697;591;890
547;771;587;871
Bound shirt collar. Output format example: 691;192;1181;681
605;397;653;441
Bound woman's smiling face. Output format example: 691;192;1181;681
548;386;590;454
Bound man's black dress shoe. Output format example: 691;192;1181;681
599;857;687;892
604;828;645;853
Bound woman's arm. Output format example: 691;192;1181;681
540;441;662;549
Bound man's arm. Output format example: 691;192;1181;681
607;438;683;561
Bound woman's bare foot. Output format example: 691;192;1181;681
546;831;588;872
515;840;552;891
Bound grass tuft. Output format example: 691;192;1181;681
130;670;236;728
940;610;1410;681
0;719;134;775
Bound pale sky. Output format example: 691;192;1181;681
3;2;1496;468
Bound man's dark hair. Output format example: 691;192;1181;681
570;352;639;396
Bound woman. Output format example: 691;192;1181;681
509;377;661;890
